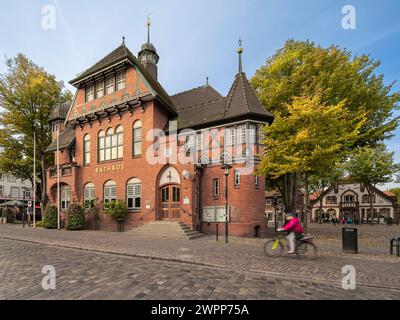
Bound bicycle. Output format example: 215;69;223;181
264;231;317;260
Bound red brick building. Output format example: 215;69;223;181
46;23;272;237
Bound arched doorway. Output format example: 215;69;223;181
158;166;181;221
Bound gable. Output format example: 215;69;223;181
67;65;150;122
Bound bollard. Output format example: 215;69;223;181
216;224;219;242
389;238;400;257
398;238;400;257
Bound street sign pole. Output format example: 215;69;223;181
33;131;36;228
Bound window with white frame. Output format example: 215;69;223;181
197;131;204;151
0;185;3;197
106;75;115;94
83;134;91;165
95;80;104;98
254;175;259;187
84;183;95;209
234;170;240;187
184;134;195;155
236;125;246;144
116;70;126;91
98;126;123;162
85;83;94;102
11;187;19;198
23;189;31;199
60;185;71;210
104;180;117;208
7;174;16;182
249;124;256;144
133;121;142;157
213;179;220;197
127;178;142;210
225;127;234;146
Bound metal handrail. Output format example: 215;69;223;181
138;207;155;224
182;208;193;217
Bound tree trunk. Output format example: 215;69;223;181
283;173;298;212
303;172;310;233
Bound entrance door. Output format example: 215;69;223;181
160;185;181;220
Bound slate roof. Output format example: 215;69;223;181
224;72;271;120
50;103;71;122
46;127;76;152
171;85;223;111
174;72;273;129
69;43;176;115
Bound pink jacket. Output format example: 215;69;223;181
282;218;304;233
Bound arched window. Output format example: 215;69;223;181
104;180;117;208
83;134;91;165
133;121;142;157
127;178;142;210
60;185;71;210
84;183;95;209
98;127;123;162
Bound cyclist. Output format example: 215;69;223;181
277;212;304;254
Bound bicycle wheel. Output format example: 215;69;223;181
297;241;317;260
264;239;284;258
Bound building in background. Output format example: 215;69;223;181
265;190;304;227
0;173;33;207
310;183;398;224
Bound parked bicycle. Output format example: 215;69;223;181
264;231;318;259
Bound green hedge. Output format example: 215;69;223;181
43;205;58;229
66;203;85;231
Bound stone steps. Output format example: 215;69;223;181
127;221;203;240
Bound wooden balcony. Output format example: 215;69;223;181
340;201;359;209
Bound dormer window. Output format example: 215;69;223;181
116;70;126;90
106;75;115;94
85;84;94;102
95;80;104;98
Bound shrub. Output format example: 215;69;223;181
104;200;129;232
66;203;85;231
43;205;58;229
5;208;14;223
35;220;44;228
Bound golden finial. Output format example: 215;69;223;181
237;38;243;54
238;38;243;73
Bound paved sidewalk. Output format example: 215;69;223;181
0;224;400;291
1;238;399;300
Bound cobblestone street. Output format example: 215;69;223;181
1;224;400;299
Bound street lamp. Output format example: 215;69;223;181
221;163;232;243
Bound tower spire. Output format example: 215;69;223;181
238;38;243;73
147;15;151;44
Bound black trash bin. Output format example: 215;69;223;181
342;227;358;254
387;217;393;226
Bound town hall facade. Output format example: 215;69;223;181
46;21;272;237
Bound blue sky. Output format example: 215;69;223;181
0;0;399;188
